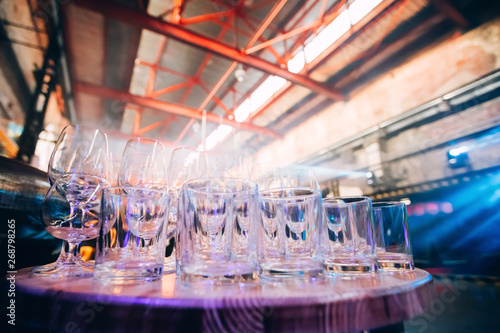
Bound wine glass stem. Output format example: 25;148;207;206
69;202;78;220
65;242;80;264
211;235;217;251
145;239;151;256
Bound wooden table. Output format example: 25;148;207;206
15;268;433;332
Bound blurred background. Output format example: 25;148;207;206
1;0;500;330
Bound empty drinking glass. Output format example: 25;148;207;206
177;178;258;281
322;196;378;276
167;146;208;273
94;186;170;283
372;202;414;272
258;187;322;278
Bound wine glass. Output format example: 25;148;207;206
166;146;208;271
118;137;167;187
33;125;109;275
48;125;109;184
41;174;110;277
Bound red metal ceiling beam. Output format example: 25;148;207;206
136;60;192;80
245;0;288;48
175;1;286;144
151;81;190;98
245;2;344;55
106;130;176;147
74;0;346;101
180;9;233;25
431;0;470;30
247;0;401;123
74;81;282;139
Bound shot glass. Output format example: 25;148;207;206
177;178;258;281
322;196;377;276
94;187;170;283
258;187;322;278
372;202;414;272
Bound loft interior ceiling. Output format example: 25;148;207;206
61;0;500;152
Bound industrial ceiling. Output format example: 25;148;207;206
4;0;500;156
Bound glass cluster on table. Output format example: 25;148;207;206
34;125;414;282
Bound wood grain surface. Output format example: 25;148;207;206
14;268;434;333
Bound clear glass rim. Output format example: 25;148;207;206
182;177;257;195
171;145;199;153
126;137;165;149
102;185;172;197
329;196;371;205
58;125;108;142
372;201;406;210
258;187;319;200
322;198;348;207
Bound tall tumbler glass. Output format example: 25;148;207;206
322;196;377;276
258;187;322;278
167;146;209;274
177;178;258;282
372;202;414;271
94;187;170;283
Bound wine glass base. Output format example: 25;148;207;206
32;261;94;278
31;251;70;273
78;258;95;269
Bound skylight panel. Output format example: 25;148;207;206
349;0;383;25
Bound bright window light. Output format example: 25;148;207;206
250;75;287;110
288;51;305;74
234;98;252;122
304;9;351;63
349;0;383;25
271;75;287;90
205;0;384;149
206;124;233;150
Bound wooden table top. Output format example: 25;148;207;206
15;268;434;332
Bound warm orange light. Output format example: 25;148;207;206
80;246;94;261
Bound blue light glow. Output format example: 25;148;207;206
449;146;469;157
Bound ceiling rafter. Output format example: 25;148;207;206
236;0;403;127
73;0;346;102
173;0;289;144
209;0;409;151
74;81;282;139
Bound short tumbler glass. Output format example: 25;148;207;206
177;178;259;281
94;187;170;283
372;202;414;271
258;187;322;278
322;196;378;276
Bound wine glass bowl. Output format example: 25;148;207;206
40;174;110;277
48;125;109;185
118;138;166;187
